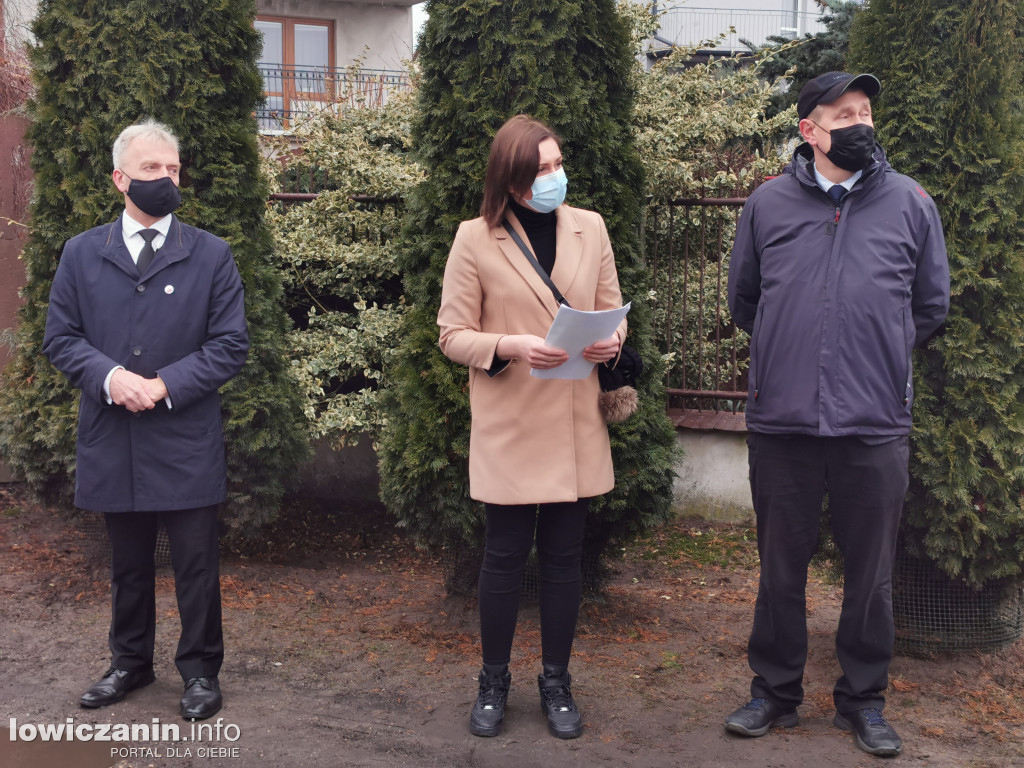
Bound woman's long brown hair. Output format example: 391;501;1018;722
480;115;561;228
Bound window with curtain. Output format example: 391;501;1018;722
255;16;334;128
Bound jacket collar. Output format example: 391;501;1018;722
496;205;584;321
788;142;889;195
99;214;191;279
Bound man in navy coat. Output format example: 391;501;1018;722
43;120;249;721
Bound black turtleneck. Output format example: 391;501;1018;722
508;198;557;276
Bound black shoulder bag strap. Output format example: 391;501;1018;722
501;220;572;309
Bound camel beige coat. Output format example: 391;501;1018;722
437;205;627;505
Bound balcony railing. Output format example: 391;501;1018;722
257;64;411;130
656;7;829;52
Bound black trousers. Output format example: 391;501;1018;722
745;434;908;714
104;506;223;681
479;500;589;668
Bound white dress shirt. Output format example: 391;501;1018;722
120;210;172;261
813;164;863;195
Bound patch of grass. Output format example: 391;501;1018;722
628;522;758;570
810;555;844;587
659;651;685;671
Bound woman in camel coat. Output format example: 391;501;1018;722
437;115;626;741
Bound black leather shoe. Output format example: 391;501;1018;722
80;667;155;708
180;676;222;721
469;665;511;737
724;697;798;737
834;708;902;756
537;664;584;739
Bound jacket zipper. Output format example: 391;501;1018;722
752;301;765;402
826;201;841;235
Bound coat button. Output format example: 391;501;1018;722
136;284;146;293
132;346;142;356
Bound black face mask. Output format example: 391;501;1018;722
124;175;181;217
818;122;876;172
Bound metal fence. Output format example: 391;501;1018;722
266;186;751;431
656;6;828;52
645;198;749;431
257;65;411;130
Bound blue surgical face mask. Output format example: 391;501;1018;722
525;167;567;213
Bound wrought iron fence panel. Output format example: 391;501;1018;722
646;197;749;429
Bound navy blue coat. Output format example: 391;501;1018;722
43;215;249;512
727;144;950;437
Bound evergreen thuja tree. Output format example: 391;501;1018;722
754;0;864;121
378;0;678;573
0;0;308;536
849;0;1024;586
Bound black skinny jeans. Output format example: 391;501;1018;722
479;499;589;668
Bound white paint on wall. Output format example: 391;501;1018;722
672;429;753;522
412;2;426;48
3;0;38;44
258;0;415;71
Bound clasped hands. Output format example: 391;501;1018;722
109;369;168;412
496;333;620;370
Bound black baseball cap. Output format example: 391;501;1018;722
797;71;881;120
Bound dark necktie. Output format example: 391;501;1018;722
828;184;845;205
137;228;159;274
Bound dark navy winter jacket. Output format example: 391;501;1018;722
727;143;950;437
43;215;249;512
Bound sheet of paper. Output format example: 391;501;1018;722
531;302;630;380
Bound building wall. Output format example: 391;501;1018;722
2;0;37;44
257;0;415;71
3;1;416;62
651;0;822;14
0;116;30;372
296;428;756;525
672;430;753;522
0;115;30;482
647;0;831;51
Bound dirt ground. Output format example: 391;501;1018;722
2;483;1023;768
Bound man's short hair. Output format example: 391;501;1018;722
112;120;179;171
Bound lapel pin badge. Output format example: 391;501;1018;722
164;285;174;294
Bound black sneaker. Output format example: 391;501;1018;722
834;708;902;756
537;664;584;739
469;666;511;737
724;697;798;737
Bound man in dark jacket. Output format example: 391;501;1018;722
43;120;249;721
724;72;949;757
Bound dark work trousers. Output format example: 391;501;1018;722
104;506;223;681
745;434;908;715
479;499;589;668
